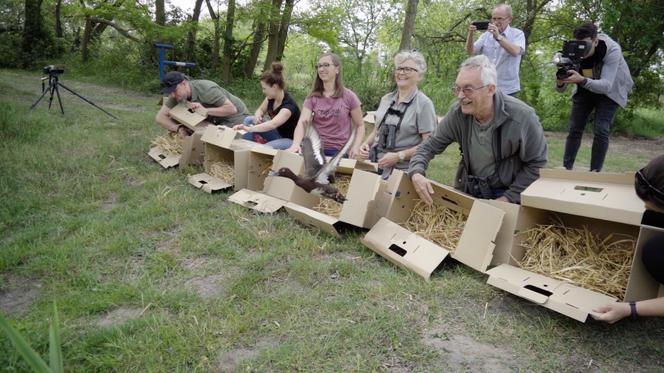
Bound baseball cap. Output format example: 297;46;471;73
161;71;186;94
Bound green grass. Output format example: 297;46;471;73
1;69;663;372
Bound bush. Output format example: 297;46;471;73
0;33;22;68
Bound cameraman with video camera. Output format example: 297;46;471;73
556;23;634;172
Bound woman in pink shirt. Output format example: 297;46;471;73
287;53;365;157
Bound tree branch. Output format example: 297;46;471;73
87;16;140;42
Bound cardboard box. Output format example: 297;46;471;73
169;103;208;130
246;146;278;191
361;174;505;280
485;169;662;322
229;150;320;213
148;146;179;169
187;126;256;193
282;168;390;237
229;150;385;237
148;130;206;169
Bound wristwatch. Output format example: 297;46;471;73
496;36;503;42
629;301;638;320
398;151;406;161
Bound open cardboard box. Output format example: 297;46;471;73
148;129;206;169
485;169;662;322
282;167;394;237
188;126;262;193
229;150;319;213
361;173;505;280
229;151;386;237
169;103;208;130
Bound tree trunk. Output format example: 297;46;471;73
522;0;552;47
55;0;63;37
22;0;45;67
245;20;266;77
81;18;94;62
399;0;418;51
71;27;81;51
205;0;220;72
222;0;236;83
245;0;270;77
184;0;204;62
275;0;294;61
262;0;283;71
155;0;166;26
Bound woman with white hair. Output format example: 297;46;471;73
358;50;437;178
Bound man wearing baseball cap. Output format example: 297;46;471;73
155;71;249;135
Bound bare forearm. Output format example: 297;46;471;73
248;120;278;132
635;297;664;317
499;38;521;56
155;111;180;132
465;34;475;55
206;105;237;118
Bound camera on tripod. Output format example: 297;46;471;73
553;40;592;80
43;64;65;76
31;63;117;119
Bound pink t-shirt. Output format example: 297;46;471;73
304;88;361;151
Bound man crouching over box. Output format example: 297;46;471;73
155;71;249;137
408;55;547;204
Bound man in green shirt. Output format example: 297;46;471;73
155;71;249;135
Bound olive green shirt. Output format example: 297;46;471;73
468;118;496;178
166;79;248;126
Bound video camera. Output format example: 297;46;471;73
43;64;65;76
553;40;591;80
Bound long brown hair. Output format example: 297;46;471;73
309;53;344;98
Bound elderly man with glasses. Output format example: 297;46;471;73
408;55;547;204
466;3;525;96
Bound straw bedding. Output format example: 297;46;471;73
206;161;235;184
152;132;183;155
518;223;636;298
311;174;352;217
402;199;466;252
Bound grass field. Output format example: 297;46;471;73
1;69;663;372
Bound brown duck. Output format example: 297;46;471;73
270;123;357;203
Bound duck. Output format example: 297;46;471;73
270;121;357;203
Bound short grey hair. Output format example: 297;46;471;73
394;50;427;75
460;55;497;86
493;4;513;17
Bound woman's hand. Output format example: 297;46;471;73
591;303;631;324
233;124;249;132
349;145;361;159
357;143;371;160
377;152;399;168
286;144;300;154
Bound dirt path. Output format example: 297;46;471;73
545;131;663;156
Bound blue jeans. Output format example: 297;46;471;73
241;116;293;150
563;92;619;171
323;148;350;157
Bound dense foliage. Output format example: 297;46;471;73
1;0;662;135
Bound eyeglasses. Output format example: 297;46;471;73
395;66;418;74
491;16;508;21
315;63;334;69
636;169;664;198
452;84;488;96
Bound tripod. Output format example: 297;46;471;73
30;73;118;119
